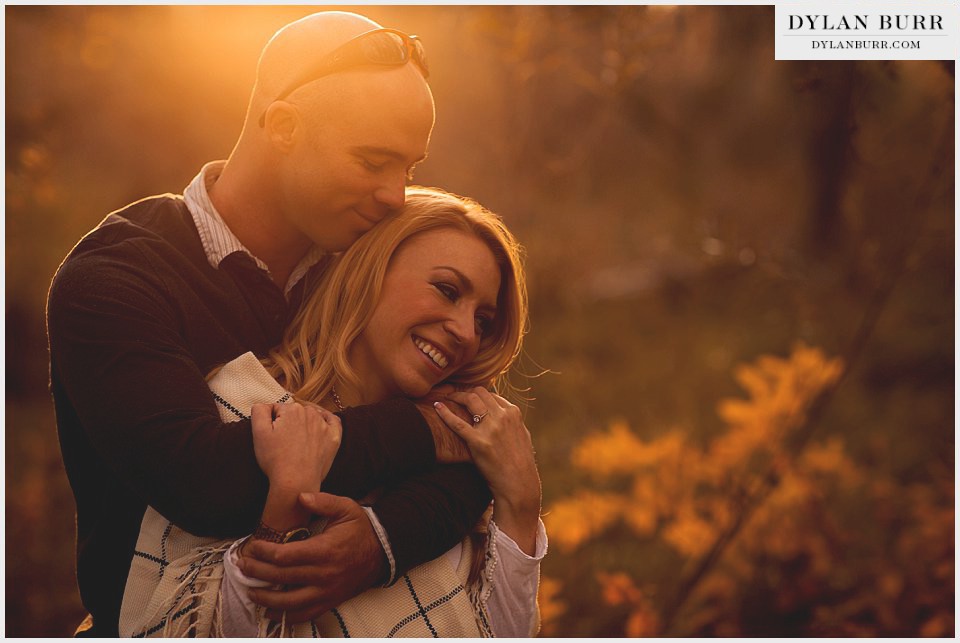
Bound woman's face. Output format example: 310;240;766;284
350;227;502;402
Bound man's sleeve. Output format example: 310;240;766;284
47;246;435;537
325;399;436;494
371;463;493;581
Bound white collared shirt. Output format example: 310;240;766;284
183;160;327;298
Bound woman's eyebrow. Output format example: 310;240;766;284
436;266;498;311
436;265;470;288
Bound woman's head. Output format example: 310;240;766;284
267;186;527;404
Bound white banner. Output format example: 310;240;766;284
775;1;959;60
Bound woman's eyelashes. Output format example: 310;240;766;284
433;282;493;337
434;281;459;302
475;314;493;336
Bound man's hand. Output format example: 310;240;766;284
239;492;385;623
415;385;473;463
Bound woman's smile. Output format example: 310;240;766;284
413;335;450;370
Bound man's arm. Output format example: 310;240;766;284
372;462;492;580
239;464;492;622
50;242;491;618
47;246;435;536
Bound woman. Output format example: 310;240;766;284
119;187;545;637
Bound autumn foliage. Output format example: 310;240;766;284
5;6;953;637
540;344;954;637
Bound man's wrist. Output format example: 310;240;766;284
361;506;397;586
252;521;311;543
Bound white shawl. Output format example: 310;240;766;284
118;351;494;637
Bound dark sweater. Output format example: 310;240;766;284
46;195;490;637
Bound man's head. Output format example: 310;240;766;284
240;11;436;252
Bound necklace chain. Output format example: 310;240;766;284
331;385;345;411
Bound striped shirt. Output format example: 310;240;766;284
183;161;327;298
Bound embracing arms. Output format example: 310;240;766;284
47;237;489;621
234;390;545;635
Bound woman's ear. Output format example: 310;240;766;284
263;102;300;152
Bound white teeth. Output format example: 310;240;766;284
414;337;449;369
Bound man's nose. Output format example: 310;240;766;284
373;172;406;210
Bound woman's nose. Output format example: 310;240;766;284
444;309;478;346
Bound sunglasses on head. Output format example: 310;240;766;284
258;28;429;127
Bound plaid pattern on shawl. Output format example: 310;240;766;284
118;351;493;637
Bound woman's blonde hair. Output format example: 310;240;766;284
264;186;528;404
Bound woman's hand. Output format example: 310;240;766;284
434;388;541;555
251;402;341;492
239;402;340;553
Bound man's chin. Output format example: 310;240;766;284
351;207;383;230
311;230;363;253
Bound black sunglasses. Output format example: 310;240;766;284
258;28;429;127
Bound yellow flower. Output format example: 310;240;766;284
662;506;719;558
571;420;658;478
544;490;624;552
597;571;642;606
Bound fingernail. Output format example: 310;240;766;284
434;402;444;410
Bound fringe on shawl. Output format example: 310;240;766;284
127;541;232;638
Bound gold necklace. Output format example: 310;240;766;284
331;385;345;411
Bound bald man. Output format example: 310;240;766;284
47;12;490;637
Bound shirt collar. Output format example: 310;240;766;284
183;161;326;297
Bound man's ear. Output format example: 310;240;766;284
263;102;300;152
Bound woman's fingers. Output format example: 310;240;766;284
264;402;338;432
447;387;510;411
250;401;341;491
446;391;484;416
472;386;509;409
433;401;475;439
251;403;274;428
299;400;332;413
447;390;494;424
471;386;512;411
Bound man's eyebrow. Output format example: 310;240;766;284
437;265;498;311
354;146;428;165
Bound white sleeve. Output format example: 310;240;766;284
220;537;272;638
218;509;395;637
484;519;549;638
362;506;398;585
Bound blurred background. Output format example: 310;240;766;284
5;4;954;637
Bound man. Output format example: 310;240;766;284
47;11;488;637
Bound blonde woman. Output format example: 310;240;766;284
120;187;546;637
